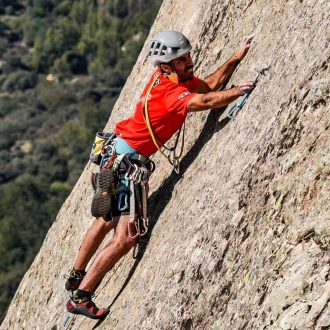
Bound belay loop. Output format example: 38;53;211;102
143;73;185;174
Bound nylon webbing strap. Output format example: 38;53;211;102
112;153;127;172
129;180;135;224
141;182;147;220
127;180;149;239
130;153;149;164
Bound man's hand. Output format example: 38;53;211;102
234;34;255;62
238;80;255;94
203;34;255;91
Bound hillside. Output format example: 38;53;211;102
2;0;329;329
0;0;161;319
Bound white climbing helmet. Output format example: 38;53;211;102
148;30;192;67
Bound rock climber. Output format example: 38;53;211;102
65;30;255;319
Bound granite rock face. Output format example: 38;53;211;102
2;0;329;329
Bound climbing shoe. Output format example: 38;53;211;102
67;294;109;320
65;269;86;292
91;168;114;220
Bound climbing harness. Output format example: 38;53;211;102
89;133;155;239
144;73;185;174
227;66;271;120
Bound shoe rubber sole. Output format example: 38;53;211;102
91;169;114;218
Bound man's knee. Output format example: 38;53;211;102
95;217;114;231
112;235;137;254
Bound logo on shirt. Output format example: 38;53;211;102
178;91;191;100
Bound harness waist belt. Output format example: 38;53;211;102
129;153;149;164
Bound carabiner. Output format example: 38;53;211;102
117;192;128;211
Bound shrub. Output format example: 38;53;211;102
2;71;37;92
37;84;77;111
22;19;47;47
0;22;10;36
0;96;18;117
0;37;9;54
54;1;71;16
52;51;88;76
49;181;71;193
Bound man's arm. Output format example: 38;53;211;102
203;35;254;91
187;80;254;112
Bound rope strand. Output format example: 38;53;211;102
143;73;185;173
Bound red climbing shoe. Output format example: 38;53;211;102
67;297;109;320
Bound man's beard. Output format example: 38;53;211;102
179;67;194;82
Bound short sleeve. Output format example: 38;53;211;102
164;83;196;116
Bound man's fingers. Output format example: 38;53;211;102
243;34;255;45
238;80;255;92
235;34;255;61
240;34;254;51
239;85;254;92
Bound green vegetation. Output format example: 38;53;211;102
0;0;162;320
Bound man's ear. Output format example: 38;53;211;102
159;63;179;83
159;63;172;74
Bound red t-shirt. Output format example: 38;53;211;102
115;69;201;157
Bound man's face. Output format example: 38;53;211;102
170;53;194;82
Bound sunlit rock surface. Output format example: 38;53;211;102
2;0;329;329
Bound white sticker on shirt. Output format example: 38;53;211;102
178;91;191;100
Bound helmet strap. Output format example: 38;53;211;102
159;63;179;84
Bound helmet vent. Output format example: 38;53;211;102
160;45;167;55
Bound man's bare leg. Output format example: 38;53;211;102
78;214;138;292
73;217;115;271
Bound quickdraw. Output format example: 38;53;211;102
124;180;148;239
111;152;154;239
227;66;271;120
